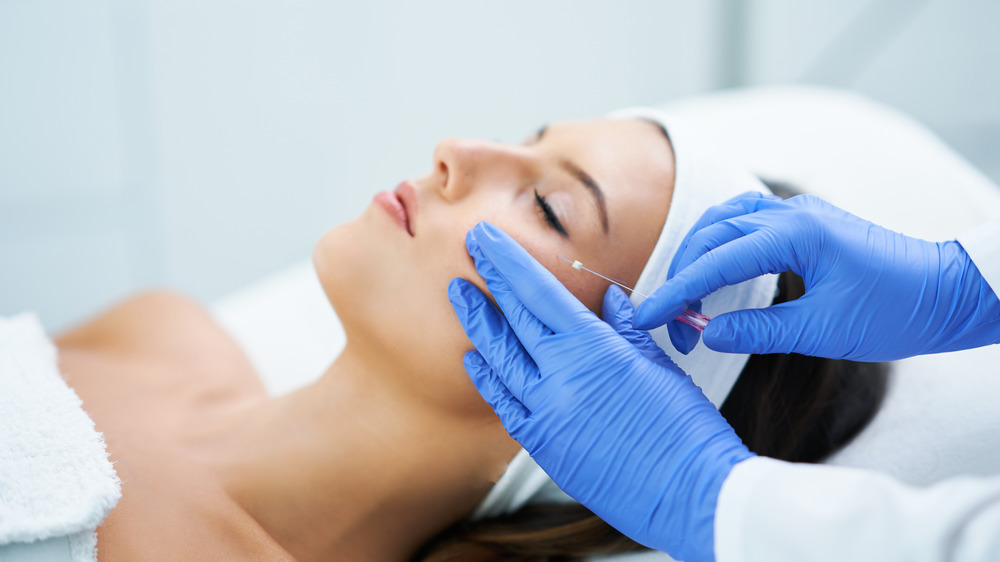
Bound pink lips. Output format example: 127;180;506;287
373;181;417;236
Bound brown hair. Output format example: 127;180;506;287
414;181;889;562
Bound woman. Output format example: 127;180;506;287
53;116;884;561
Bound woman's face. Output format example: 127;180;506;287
314;118;674;417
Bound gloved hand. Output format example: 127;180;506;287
448;222;753;562
635;192;1000;361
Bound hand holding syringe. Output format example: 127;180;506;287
558;256;711;332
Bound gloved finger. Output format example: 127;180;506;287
465;234;553;351
668;192;783;281
662;213;768;336
602;285;677;368
672;199;795;283
665;216;757;351
635;230;792;330
448;278;546;403
470;222;596;333
463;351;532;441
666;299;703;355
655;203;781;344
717;190;781;207
670;219;757;284
702;300;805;355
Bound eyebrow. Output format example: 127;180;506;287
535;125;610;234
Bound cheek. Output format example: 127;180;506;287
316;209;500;418
554;270;611;315
315;198;613;418
513;237;611;316
437;201;612;317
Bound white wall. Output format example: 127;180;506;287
741;0;1000;181
0;0;728;333
3;0;998;334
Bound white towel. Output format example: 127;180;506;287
0;313;121;561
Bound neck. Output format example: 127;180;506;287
202;345;517;561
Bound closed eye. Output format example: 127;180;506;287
534;189;569;238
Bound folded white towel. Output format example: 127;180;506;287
0;313;121;561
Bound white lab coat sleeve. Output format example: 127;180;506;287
958;218;1000;299
714;456;1000;562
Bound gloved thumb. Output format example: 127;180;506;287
702;304;801;355
602;284;637;332
602;285;678;369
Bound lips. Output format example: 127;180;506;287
373;180;417;237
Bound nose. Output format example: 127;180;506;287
432;137;535;201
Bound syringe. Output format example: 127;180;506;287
558;256;711;332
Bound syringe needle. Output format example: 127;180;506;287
558;256;649;298
558;255;712;332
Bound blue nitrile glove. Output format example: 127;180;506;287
635;192;1000;361
448;222;753;562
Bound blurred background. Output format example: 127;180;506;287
2;0;998;333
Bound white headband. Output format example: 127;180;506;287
474;107;780;520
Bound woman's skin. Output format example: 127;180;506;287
54;118;674;560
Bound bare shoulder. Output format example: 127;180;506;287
54;290;253;374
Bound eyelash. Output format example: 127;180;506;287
534;189;568;237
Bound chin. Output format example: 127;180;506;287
312;208;420;342
310;213;508;418
312;217;376;324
